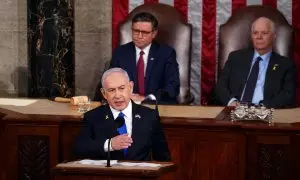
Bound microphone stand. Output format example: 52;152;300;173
106;117;114;167
155;98;159;116
106;116;124;167
106;138;112;167
144;94;159;117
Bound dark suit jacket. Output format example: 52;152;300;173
110;41;180;104
214;48;296;108
74;102;171;161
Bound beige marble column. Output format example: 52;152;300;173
74;0;112;99
0;0;27;97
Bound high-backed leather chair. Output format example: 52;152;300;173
218;5;293;72
119;3;193;104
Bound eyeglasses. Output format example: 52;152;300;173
132;28;153;36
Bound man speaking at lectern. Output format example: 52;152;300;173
74;68;170;161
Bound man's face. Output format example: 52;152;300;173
101;72;133;111
251;18;275;54
132;21;157;49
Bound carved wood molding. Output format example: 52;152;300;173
18;135;49;180
258;144;288;180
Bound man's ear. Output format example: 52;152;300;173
273;32;277;40
100;88;107;100
152;29;158;39
129;81;134;93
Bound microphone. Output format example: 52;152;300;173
144;94;159;118
106;116;125;167
114;116;125;128
145;94;157;101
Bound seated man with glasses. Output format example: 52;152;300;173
110;12;180;104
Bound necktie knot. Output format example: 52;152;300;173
140;50;144;56
256;56;262;62
118;112;124;118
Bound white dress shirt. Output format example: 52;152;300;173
104;101;133;152
240;51;271;104
135;43;152;75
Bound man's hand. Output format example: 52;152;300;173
130;93;145;102
111;134;133;150
229;100;240;107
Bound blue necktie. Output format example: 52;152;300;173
241;56;262;103
117;112;127;155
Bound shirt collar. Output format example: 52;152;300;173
135;43;152;55
109;101;132;120
253;50;272;61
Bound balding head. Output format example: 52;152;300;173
251;17;276;55
101;68;130;88
251;17;276;34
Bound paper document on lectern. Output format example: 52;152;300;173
78;159;161;167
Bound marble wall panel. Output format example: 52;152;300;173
28;0;74;98
0;30;15;96
0;0;113;98
13;31;28;96
0;0;16;96
0;0;27;97
74;0;112;99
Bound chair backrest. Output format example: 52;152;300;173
119;3;192;104
218;5;293;72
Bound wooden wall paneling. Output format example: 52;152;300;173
246;132;294;180
59;122;82;162
164;128;196;180
0;118;5;179
193;130;245;180
2;123;59;180
18;135;50;180
290;133;300;180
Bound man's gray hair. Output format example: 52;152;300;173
101;68;130;88
251;17;276;34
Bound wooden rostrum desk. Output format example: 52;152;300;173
1;99;300;180
52;161;176;180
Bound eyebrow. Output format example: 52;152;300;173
107;85;126;89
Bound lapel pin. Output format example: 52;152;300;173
150;57;154;61
273;64;278;71
105;115;109;120
134;114;141;119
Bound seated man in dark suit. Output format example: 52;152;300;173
110;12;180;104
74;68;171;161
215;17;296;108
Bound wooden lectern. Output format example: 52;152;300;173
52;161;176;180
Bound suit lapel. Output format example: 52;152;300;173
264;52;279;99
103;104;115;132
238;49;254;96
128;43;138;91
145;42;159;91
103;104;114;120
125;102;141;159
243;49;255;76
